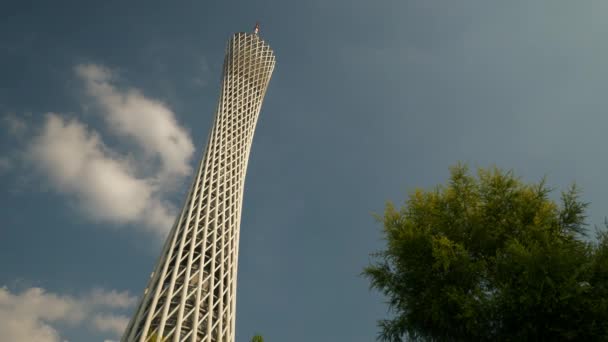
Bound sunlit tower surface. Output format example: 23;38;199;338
122;25;275;342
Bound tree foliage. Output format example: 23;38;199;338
251;334;264;342
364;164;608;341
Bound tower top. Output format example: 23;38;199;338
254;22;260;35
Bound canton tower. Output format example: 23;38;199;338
122;24;275;342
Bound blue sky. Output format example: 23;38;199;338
1;1;608;341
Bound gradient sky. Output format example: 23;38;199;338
2;1;608;341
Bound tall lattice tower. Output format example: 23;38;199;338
122;26;275;342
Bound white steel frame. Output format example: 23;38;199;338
121;31;275;342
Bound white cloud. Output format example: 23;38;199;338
27;113;175;235
3;287;86;323
13;62;194;236
0;286;136;342
0;310;60;342
92;314;130;336
75;64;194;178
88;288;138;309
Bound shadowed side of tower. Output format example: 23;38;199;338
121;30;275;342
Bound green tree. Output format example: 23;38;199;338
364;164;608;341
251;334;264;342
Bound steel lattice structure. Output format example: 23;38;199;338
122;29;275;342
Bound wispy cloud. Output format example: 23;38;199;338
88;288;138;309
0;286;136;342
75;64;194;178
27;113;175;235
21;63;196;236
2;113;27;137
92;313;131;336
